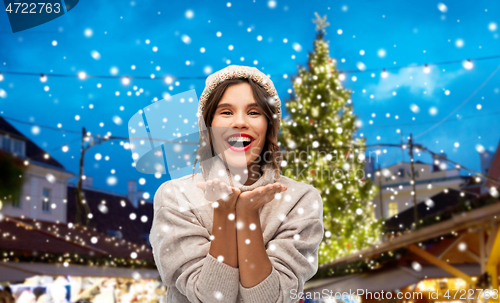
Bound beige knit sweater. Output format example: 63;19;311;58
149;156;324;303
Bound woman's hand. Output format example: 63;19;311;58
236;183;287;213
196;178;241;211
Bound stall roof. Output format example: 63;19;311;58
384;188;478;232
0;116;67;170
0;215;154;261
66;185;154;246
305;263;481;293
0;262;160;283
320;199;500;269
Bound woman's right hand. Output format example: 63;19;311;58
196;178;241;211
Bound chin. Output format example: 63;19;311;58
215;141;263;166
223;153;251;167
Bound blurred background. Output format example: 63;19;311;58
0;0;499;302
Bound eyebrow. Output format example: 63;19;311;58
216;103;260;109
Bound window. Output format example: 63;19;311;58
106;230;123;239
369;204;375;220
0;135;11;153
396;167;406;179
12;138;25;156
3;196;21;208
11;196;21;208
42;188;51;212
388;201;398;217
0;135;25;156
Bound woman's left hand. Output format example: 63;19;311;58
236;183;287;213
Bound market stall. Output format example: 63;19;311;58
0;215;165;302
304;196;500;303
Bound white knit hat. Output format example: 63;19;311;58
197;65;282;124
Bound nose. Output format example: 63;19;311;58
231;111;249;129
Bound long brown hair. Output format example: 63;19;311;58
191;78;282;181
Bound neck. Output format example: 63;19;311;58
226;161;263;186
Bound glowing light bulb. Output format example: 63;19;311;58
463;60;473;70
381;69;388;78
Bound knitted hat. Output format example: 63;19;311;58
197;65;282;124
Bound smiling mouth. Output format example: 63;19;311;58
225;135;254;151
226;139;253;148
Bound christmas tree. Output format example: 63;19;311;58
278;13;383;266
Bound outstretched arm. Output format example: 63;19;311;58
150;181;241;303
236;208;273;287
198;178;240;269
235;184;324;303
210;206;239;268
236;183;287;288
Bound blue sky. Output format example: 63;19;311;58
1;0;499;198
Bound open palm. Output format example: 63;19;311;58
237;183;287;212
196;178;241;211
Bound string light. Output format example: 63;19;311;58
0;54;496;83
1;33;497;273
280;33;500;268
121;76;130;85
423;64;431;74
381;68;388;78
463;59;474;70
40;73;47;82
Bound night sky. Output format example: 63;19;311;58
1;0;499;199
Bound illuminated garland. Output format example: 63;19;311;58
1;249;156;269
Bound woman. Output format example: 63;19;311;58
150;65;324;303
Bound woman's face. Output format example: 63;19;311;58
211;82;268;169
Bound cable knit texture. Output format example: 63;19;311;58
197;65;282;126
150;155;324;302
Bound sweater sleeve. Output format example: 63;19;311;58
238;186;324;303
149;181;240;303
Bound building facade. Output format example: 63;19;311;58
371;160;465;220
0;117;74;223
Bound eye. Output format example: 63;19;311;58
220;111;260;115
